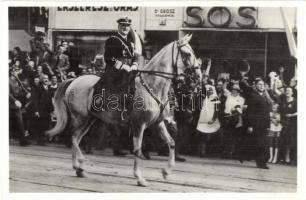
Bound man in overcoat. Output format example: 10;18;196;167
9;71;31;146
240;77;272;169
32;74;54;145
92;17;138;156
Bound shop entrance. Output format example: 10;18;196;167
190;31;266;79
185;30;295;83
52;31;114;67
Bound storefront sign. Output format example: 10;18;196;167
51;7;141;30
57;7;139;12
153;8;176;18
184;7;296;30
184;7;257;28
146;7;184;30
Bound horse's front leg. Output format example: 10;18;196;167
132;124;148;187
156;121;175;180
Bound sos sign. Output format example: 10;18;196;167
184;7;257;28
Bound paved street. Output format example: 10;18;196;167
9;142;297;192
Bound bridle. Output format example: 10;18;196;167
137;41;198;80
137;41;199;120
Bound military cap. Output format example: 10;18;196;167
117;17;132;25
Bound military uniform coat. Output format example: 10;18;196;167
103;32;136;88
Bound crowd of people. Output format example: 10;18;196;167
9;31;103;147
9;30;297;169
167;59;297;168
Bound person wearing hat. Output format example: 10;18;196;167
92;17;139;156
11;47;25;66
195;83;221;157
239;77;273;169
50;45;70;81
104;17;138;73
29;31;51;66
222;83;245;158
94;17;139;96
92;17;139;109
9;70;31;146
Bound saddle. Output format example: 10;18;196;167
91;71;136;121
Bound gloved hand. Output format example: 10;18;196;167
15;100;22;108
26;93;31;99
247;127;253;134
35;112;40;118
121;64;131;72
130;64;138;72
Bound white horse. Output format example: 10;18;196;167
46;34;201;186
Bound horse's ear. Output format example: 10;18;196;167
179;34;192;46
186;34;193;42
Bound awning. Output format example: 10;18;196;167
179;27;291;33
55;34;109;41
9;29;33;52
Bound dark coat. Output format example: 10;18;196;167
240;81;271;130
64;46;81;74
9;78;23;109
103;32;136;89
24;85;37;115
32;83;53;117
104;32;136;67
238;81;271;164
280;98;297;127
29;38;45;59
23;65;37;86
51;53;70;72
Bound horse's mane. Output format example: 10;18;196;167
143;42;173;70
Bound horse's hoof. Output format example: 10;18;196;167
137;180;149;187
161;168;170;180
75;168;86;178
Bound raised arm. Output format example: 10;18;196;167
204;58;212;77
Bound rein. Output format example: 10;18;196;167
137;41;197;120
136;70;185;79
136;41;181;80
136;42;199;79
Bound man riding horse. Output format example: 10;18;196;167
92;17;139;116
47;25;201;186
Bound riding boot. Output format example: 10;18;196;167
121;77;135;121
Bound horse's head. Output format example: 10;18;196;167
175;34;202;82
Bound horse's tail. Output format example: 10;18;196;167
46;79;74;137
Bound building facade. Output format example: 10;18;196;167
179;7;297;80
9;6;297;81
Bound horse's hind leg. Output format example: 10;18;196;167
72;118;96;177
156;121;175;180
132;124;148;187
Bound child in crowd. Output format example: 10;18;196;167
268;103;282;163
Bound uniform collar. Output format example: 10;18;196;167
117;32;128;41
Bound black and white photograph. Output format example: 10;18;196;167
3;2;304;198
